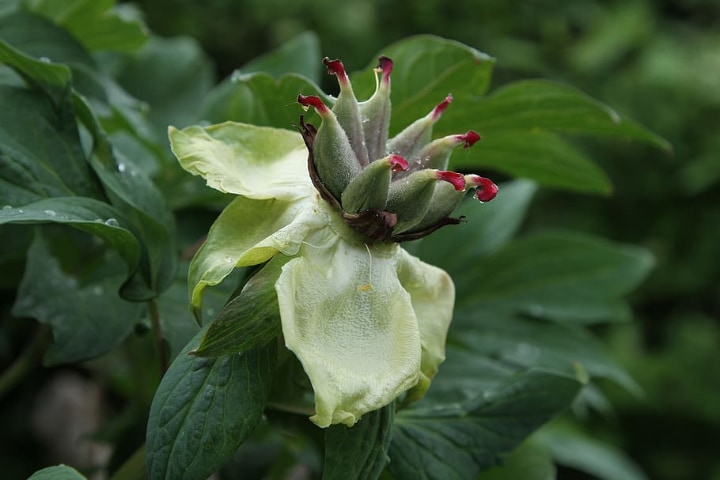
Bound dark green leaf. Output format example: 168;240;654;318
12;232;142;365
416;179;537;269
351;35;495;136
28;465;87;480
0;196;141;277
115;36;214;138
446;315;639;396
200;72;324;129
239;31;321;83
146;331;276;480
193;255;287;358
535;421;648;480
25;0;148;52
454;231;655;324
0;39;70;105
451;131;612;194
477;440;555;480
0;85;104;205
443;79;671;151
323;402;395;480
388;370;580;480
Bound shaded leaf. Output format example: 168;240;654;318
0;39;70;105
12;232;142;365
146;331;276;480
453;231;655;324
416;179;538;269
477;440;555;480
0;196;141;277
194;255;287;357
323;402;395;480
388;370;580;480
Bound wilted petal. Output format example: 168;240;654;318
189;194;325;318
276;232;421;427
396;248;455;401
169;123;313;200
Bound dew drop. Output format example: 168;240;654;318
92;285;104;296
43;209;57;217
117;162;126;173
104;218;120;227
205;308;216;317
17;209;24;213
39;56;51;63
2;205;12;210
224;256;234;263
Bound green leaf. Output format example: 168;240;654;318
24;0;148;52
194;255;287;358
453;231;655;324
323;402;395;480
416;179;538;269
12;232;142;365
0;39;71;105
146;331;276;480
74;93;177;300
351;35;495;136
0;85;104;205
239;31;322;83
444;79;671;151
200;72;324;128
114;36;214;138
445;315;639;396
28;465;87;480
387;370;580;480
451;131;612;194
535;421;648;480
477;440;555;480
0;196;141;278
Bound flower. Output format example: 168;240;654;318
169;55;497;427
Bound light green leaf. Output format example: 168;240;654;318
477;440;556;480
193;255;287;357
443;79;671;151
200;72;325;128
416;179;538;269
28;465;87;480
454;231;655;324
387;370;580;480
12;232;142;365
451;131;612;194
24;0;148;52
351;35;495;136
323;402;395;480
239;31;321;83
146;330;276;480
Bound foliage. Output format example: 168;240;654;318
0;1;687;479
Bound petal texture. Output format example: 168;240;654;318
169;122;313;200
397;248;455;401
276;232;421;427
189;194;325;317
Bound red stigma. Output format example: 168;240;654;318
388;154;408;172
458;131;481;148
323;57;349;84
432;94;453;121
297;94;330;114
474;177;499;202
437;170;465;191
377;56;393;83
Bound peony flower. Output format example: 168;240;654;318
169;55;497;427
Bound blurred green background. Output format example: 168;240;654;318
117;0;720;478
122;0;720;478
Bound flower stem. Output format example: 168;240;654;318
147;300;168;374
